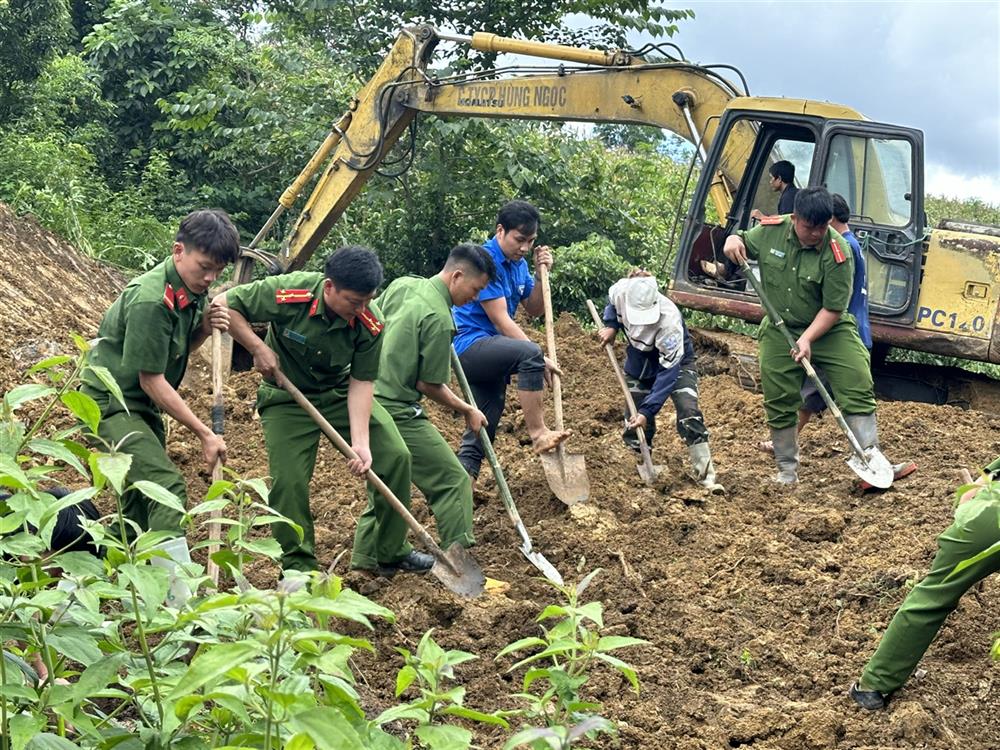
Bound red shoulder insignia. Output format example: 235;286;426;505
357;308;384;336
309;298;320;316
163;283;175;311
759;215;784;225
829;238;847;264
175;286;191;310
276;288;313;305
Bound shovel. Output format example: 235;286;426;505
537;265;590;505
450;347;564;585
737;257;894;488
274;371;485;598
585;300;661;485
206;329;225;585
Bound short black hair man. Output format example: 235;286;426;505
220;245;428;576
452;200;571;483
751;160;799;221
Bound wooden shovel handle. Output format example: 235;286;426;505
206;329;225;585
273;371;449;564
537;264;565;431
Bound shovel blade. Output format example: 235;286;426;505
637;460;665;485
431;543;485;598
846;446;894;489
540;451;590;505
522;545;564;585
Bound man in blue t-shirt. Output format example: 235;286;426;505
453;200;571;481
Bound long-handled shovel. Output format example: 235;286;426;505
206;329;225;585
737;257;894;488
450;348;564;585
273;371;485;598
537;265;590;505
585;300;661;485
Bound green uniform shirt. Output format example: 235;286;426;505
81;256;204;416
225;271;383;393
739;216;855;328
374;276;455;408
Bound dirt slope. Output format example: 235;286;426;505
2;206;998;749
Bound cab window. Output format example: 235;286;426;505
823;134;913;227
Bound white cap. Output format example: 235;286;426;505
621;277;661;325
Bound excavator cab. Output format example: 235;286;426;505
669;104;926;336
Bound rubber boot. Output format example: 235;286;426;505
770;426;799;484
844;413;879;450
688;442;725;494
150;536;193;608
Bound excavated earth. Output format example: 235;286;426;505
2;205;999;749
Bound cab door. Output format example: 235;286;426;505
814;120;925;325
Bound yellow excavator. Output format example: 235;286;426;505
237;26;1000;405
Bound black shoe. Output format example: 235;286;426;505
375;550;435;578
849;682;887;710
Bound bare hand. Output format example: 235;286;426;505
543;355;562;387
201;433;227;469
253;345;279;379
792;337;811;363
723;236;749;265
465;407;488;433
534;245;554;273
347;444;372;477
597;327;617;347
750;208;764;222
205;302;231;333
627;413;647;430
958;471;988;505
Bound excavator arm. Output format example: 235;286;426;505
274;25;754;271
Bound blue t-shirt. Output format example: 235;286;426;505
843;229;872;349
453;236;535;354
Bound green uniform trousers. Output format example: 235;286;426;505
381;402;474;549
860;497;1000;694
257;383;412;572
97;410;186;534
759;317;875;429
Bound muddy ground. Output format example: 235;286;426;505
2;206;998;749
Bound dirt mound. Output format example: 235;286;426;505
0;203;125;385
2;208;998;748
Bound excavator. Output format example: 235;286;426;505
235;25;1000;406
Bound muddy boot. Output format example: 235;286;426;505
770;426;799;484
844;413;879;450
688;442;725;494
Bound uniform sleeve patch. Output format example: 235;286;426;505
829;239;847;264
759;215;784;225
276;288;313;304
163;283;175;311
358;308;384;336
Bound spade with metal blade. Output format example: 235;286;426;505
537;264;590;504
737;257;894;488
585;299;663;485
274;371;485;598
451;347;564;585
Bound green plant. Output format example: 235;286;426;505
496;570;646;748
377;629;509;749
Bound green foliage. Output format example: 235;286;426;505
925;194;1000;228
0;0;73;118
497;570;646;747
548;235;630;316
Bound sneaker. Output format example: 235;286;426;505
375;550;435;578
849;682;886;710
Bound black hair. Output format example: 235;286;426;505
496;200;541;234
0;488;102;556
324;245;384;293
176;209;241;265
793;187;834;225
831;193;851;224
769;160;795;185
444;243;497;282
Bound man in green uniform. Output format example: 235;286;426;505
723;187;891;483
374;244;496;552
850;457;1000;709
81;209;240;536
218;246;431;576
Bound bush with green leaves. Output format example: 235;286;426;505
497;570;647;748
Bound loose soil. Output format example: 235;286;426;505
3;205;998;749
